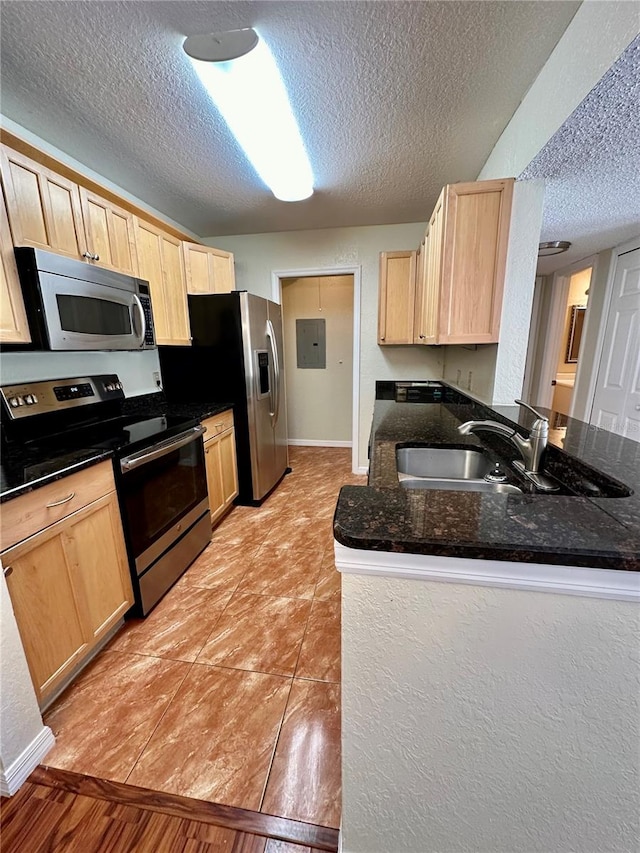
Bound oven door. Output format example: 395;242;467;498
118;425;209;575
38;272;148;350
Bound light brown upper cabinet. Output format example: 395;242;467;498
134;219;191;346
183;242;236;294
428;178;514;345
78;187;138;275
0;181;30;343
378;250;417;345
378;178;514;346
0;144;86;259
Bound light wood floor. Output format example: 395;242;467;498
0;765;339;852
37;448;365;830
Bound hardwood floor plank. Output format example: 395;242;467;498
231;833;267;852
29;766;339;851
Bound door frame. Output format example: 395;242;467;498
586;235;640;424
529;255;597;411
271;265;362;474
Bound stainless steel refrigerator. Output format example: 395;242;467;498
158;292;289;504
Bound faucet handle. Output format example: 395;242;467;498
514;399;548;424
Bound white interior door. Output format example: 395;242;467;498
590;246;640;442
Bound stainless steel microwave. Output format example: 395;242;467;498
11;247;156;351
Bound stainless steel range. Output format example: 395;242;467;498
0;374;211;615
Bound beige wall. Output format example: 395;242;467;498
206;224;445;470
556;267;591;376
282;275;353;443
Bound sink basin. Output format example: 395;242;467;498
396;446;522;494
397;446;494;480
399;477;523;494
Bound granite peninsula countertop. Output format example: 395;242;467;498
0;392;234;504
333;384;640;571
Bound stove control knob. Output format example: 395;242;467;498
24;394;35;405
31;394;38;404
105;383;114;391
8;396;19;407
16;396;25;406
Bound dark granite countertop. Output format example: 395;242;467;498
0;392;235;504
334;385;640;571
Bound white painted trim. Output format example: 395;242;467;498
0;726;55;796
271;265;362;475
355;465;368;476
334;542;640;601
585;236;640;425
288;439;352;447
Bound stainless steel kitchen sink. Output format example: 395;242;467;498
396;446;523;494
399;477;523;494
396;446;494;480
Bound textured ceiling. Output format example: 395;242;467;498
0;1;580;238
522;34;640;275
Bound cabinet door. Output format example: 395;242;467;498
184;242;235;294
378;250;417;345
2;492;133;706
209;247;235;293
424;192;445;344
3;525;90;704
204;436;225;523
79;188;138;275
135;219;191;346
162;236;191;345
438;179;513;344
0;182;31;343
0;145;85;259
219;429;239;508
63;493;133;643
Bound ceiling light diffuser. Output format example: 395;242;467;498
538;241;571;256
184;29;314;202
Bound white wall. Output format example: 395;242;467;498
0;564;52;789
207;224;445;469
282;275;354;443
491;180;546;405
342;572;640;853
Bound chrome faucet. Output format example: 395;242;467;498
457;400;557;491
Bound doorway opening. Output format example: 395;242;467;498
522;260;594;429
271;266;361;474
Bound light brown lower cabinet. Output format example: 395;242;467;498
202;411;239;526
1;462;133;708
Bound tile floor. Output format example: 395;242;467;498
43;447;366;829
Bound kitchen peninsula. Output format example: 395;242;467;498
334;382;640;853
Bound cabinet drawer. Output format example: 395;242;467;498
202;410;234;438
1;460;115;551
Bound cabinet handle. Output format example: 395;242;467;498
46;492;75;508
93;253;100;261
380;337;385;342
419;335;425;339
82;251;93;259
205;448;209;454
3;566;13;578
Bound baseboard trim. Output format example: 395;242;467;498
0;726;55;796
355;466;368;476
288;439;352;448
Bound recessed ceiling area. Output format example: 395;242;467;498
0;0;580;238
522;34;640;275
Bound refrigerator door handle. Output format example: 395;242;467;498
266;319;280;425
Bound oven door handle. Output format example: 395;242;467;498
120;425;205;472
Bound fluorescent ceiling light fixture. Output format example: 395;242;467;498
184;28;314;202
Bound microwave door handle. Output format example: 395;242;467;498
132;294;146;348
266;320;280;425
